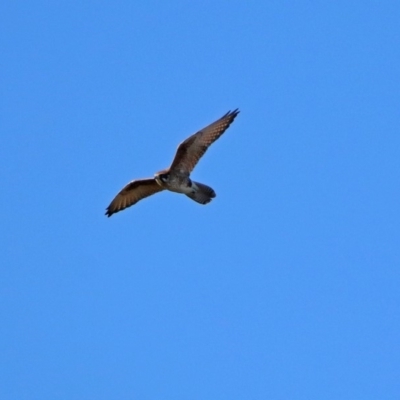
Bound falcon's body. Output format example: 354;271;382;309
106;109;239;217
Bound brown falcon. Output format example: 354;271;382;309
105;109;240;217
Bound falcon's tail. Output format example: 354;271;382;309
186;182;216;205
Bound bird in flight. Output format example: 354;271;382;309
105;109;240;217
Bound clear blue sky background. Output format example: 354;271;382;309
1;1;399;399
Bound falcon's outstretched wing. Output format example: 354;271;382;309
105;178;164;217
170;109;239;174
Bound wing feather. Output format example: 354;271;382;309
105;178;164;217
170;109;239;174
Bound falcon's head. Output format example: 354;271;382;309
154;171;170;186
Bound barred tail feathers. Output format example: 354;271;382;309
186;181;216;205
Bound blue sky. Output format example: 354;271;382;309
1;1;400;399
